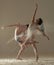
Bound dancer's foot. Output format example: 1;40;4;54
16;57;23;60
36;55;39;62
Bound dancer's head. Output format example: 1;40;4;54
35;18;45;32
36;18;43;25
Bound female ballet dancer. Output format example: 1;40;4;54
21;3;49;61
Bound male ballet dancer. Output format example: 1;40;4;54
1;3;49;61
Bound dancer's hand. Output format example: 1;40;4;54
36;3;38;9
22;43;26;48
46;36;50;40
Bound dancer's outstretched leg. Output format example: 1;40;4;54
16;44;25;60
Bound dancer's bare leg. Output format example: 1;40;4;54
16;43;25;60
16;38;39;60
31;43;39;62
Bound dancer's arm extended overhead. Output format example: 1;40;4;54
32;3;38;23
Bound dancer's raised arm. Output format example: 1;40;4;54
32;3;38;23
